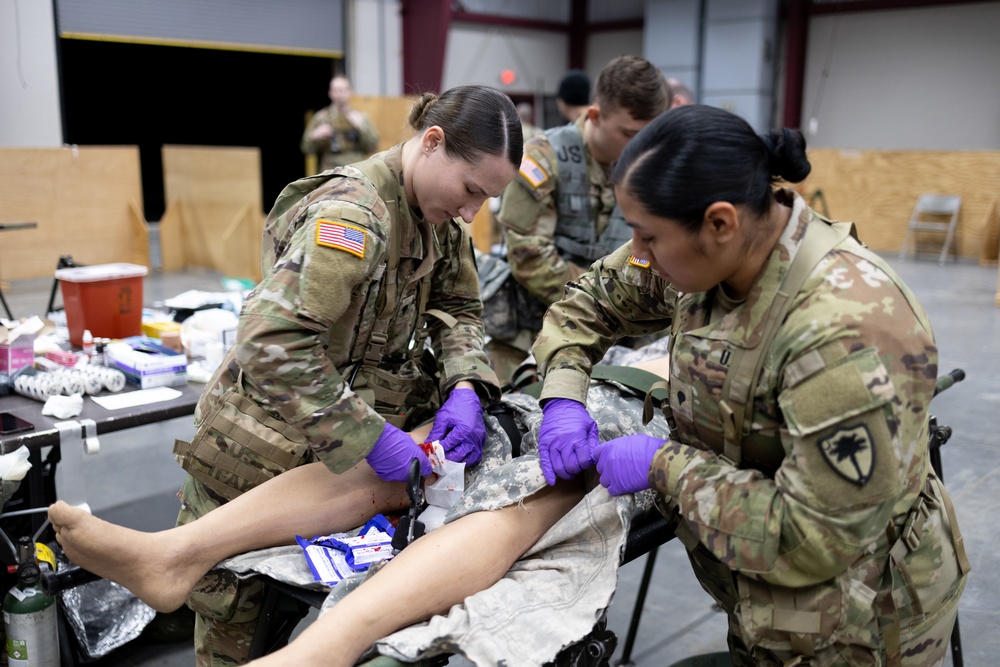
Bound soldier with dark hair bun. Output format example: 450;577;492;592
533;104;969;666
163;84;520;666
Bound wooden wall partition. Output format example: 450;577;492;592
800;149;1000;264
0;146;149;281
160;145;264;282
352;96;419;153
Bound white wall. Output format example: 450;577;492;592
700;0;778;132
644;0;701;96
585;29;645;82
441;23;569;96
0;0;62;147
802;2;1000;150
349;0;403;96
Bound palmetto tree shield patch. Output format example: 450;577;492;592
818;424;874;486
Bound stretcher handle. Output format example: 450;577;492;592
40;565;101;596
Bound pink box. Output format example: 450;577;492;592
0;334;36;375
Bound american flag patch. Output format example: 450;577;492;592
316;220;366;258
519;155;548;188
628;255;650;269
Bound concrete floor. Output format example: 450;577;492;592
1;252;997;666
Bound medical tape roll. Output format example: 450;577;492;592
53;369;103;396
56;373;87;396
13;373;61;402
87;366;126;393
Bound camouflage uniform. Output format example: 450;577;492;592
486;116;628;383
173;144;500;666
301;104;380;172
534;190;969;667
217;372;672;666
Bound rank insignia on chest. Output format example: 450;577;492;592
519;155;548;188
628;255;650;269
317;219;366;258
818;424;874;486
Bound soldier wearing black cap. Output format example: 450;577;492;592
556;69;591;122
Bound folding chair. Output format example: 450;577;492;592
898;194;961;265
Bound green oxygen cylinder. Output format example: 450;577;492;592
3;537;59;667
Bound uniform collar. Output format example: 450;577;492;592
682;189;810;348
373;143;441;263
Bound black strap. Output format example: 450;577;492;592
486;401;524;457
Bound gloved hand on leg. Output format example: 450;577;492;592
427;387;486;466
366;422;432;482
537;398;599;485
593;434;666;496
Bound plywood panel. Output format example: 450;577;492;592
352;95;419;153
161;145;264;281
799;149;1000;262
471;202;495;254
0;146;147;281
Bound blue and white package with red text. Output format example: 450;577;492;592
324;514;395;571
299;514;396;581
296;534;352;586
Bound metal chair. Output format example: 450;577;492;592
899;194;961;265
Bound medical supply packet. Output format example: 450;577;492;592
298;514;396;584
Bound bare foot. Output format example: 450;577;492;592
49;500;207;613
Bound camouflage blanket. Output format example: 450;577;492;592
218;356;671;665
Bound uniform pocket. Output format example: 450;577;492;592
735;571;879;657
891;477;966;635
180;389;311;497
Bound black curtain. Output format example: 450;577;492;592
60;39;336;222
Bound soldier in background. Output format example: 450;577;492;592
301;75;381;173
166;85;520;666
517;101;542;141
486;56;671;385
555;69;591;122
667;76;695;107
533;105;969;666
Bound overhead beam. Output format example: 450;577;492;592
809;0;995;14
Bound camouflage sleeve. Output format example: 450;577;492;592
300;108;329;155
428;220;501;400
534;243;676;404
357;113;380;154
497;138;587;305
650;249;937;587
235;198;389;473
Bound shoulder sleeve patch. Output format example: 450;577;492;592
316;219;366;258
518;155;549;188
628;255;650;269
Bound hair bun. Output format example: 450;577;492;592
761;128;811;183
408;92;439;130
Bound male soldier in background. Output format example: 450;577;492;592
517;102;542;141
667;77;695;107
555;70;592;122
485;56;671;384
301;75;380;173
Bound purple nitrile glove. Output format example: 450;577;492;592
427;387;486;466
593;434;666;496
366;422;432;482
537;398;599;486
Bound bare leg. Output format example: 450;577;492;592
249;480;586;667
631;355;669;377
49;424;433;613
